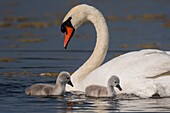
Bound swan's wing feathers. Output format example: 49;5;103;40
109;49;170;78
86;49;170;81
138;49;170;78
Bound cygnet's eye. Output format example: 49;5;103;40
114;81;117;84
66;77;70;80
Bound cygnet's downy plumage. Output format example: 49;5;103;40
25;71;73;96
85;75;122;97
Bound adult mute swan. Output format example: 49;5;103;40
61;4;170;98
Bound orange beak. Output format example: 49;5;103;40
64;26;75;49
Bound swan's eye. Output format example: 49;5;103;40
68;17;72;21
61;24;66;33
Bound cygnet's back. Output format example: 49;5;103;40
85;75;122;97
25;71;73;96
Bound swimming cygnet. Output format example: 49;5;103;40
25;71;73;96
85;75;122;97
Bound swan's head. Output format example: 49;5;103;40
61;4;92;49
58;71;74;87
108;75;122;91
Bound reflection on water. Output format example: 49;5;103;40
1;0;170;112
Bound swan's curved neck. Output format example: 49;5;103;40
72;7;109;83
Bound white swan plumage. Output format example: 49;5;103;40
61;4;170;98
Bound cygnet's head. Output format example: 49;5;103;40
57;71;73;87
108;75;122;91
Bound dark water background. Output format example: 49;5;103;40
0;0;170;112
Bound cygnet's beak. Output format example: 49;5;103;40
67;80;74;87
116;84;122;91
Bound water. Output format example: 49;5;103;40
0;0;170;112
1;75;170;112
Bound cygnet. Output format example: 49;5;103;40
85;75;122;97
25;71;73;96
